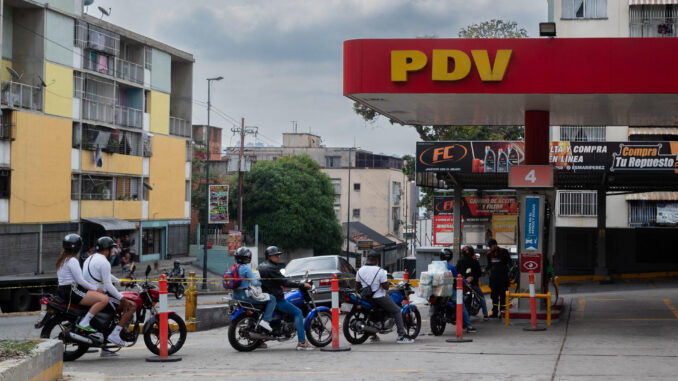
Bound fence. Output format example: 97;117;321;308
1;81;43;111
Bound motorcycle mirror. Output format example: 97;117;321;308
279;268;286;276
145;265;152;277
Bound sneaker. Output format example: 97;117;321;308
76;324;97;333
100;348;119;357
296;341;314;351
397;336;414;344
369;335;380;343
259;320;273;332
466;327;477;333
107;334;131;347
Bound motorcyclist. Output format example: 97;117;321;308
440;248;475;333
169;260;185;279
486;239;512;318
55;234;109;333
258;246;314;351
456;246;489;320
232;247;276;332
356;250;414;343
83;236;136;347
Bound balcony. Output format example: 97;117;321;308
115;105;143;129
169;116;191;138
1;81;43;111
82;98;115;124
82;53;115;77
115;58;144;85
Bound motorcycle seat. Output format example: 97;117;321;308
48;296;86;312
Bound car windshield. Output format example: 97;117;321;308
284;257;336;275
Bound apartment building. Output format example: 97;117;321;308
550;0;678;274
0;0;193;270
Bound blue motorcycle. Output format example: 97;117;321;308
342;281;421;344
228;281;332;351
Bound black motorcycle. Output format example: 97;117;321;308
428;282;483;336
163;269;185;299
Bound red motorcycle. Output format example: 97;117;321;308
36;265;187;361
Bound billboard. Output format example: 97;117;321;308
417;141;525;173
208;185;229;223
550;141;678;172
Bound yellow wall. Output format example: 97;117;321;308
148;91;169;135
81;151;143;175
10;112;71;223
114;201;142;220
148;135;185;219
44;62;73;118
80;200;113;218
1;59;12;82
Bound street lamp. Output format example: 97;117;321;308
202;76;223;290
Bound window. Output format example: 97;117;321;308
391;182;401;205
82;125;141;156
186;141;192;162
71;175;80;200
559;126;606;142
0;169;10;199
142;177;150;201
81;175;113;200
629;201;657;227
325;156;341;168
353;209;360;218
144;46;152;70
72;123;81;148
142;228;162;255
392;207;401;232
185;181;190;201
1;111;14;140
331;178;341;204
558;191;597;216
354;183;360;192
562;0;607;19
333;205;341;219
630;5;677;37
116;177;141;200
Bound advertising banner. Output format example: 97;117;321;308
524;196;540;251
657;203;678;224
208;185;229;223
417;141;525;173
550;141;678;172
492;215;518;245
432;215;455;246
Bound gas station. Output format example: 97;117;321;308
344;37;678;319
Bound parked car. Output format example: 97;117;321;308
282;255;356;306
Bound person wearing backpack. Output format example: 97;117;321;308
355;250;413;344
231;247;275;333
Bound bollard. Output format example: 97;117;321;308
523;271;546;332
185;272;197;332
505;290;510;326
321;274;351;352
147;274;182;362
403;268;409;282
446;274;472;343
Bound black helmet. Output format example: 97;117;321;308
234;247;252;264
265;246;281;258
96;236;117;251
462;245;475;257
63;234;83;253
174;260;181;267
487;239;498;247
440;247;453;262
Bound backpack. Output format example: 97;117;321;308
223;264;242;290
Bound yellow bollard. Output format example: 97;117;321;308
546;292;552;326
185;272;197;332
505;291;510;326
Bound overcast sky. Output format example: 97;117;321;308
86;0;546;157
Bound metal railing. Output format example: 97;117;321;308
82;98;115;124
115;105;143;129
1;81;43;111
169;116;191;137
559;126;606;142
82;53;115;77
630;5;678;37
115;57;144;84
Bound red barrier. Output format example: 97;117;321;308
446;274;472;343
320;274;350;352
146;274;182;362
523;270;546;332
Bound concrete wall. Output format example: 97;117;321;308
151;48;171;93
44;62;73;118
149;90;170;135
44;10;74;67
34;0;81;15
81;151;143;175
555;0;630;37
283;133;322;148
148;135;186;220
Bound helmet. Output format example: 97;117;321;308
462;245;475;257
265;246;281;258
174;260;181;267
63;234;83;253
487;239;498;247
96;236;117;251
234;247;252;264
367;250;380;259
440;248;453;262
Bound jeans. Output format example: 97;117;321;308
275;300;305;342
451;294;472;328
371;296;406;337
470;283;489;316
233;290;276;322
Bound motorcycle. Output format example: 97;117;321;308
228;273;333;351
163;268;185;299
342;281;421;344
36;265;187;361
428;281;483;336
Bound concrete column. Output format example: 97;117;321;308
453;186;462;259
595;186;608;277
524;111;550;165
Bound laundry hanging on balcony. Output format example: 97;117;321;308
93;145;103;168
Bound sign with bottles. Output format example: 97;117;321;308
416;141;525;173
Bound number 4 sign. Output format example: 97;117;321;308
509;166;554;188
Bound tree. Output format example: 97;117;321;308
458;19;528;39
242;154;343;254
402;155;415;181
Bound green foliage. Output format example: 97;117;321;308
402;154;415;181
243;154;343;254
458;19;528;39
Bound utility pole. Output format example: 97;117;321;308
231;121;258;233
345;147;352;262
203;76;222;289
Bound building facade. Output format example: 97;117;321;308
0;0;193;271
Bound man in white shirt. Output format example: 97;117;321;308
355;250;414;344
83;236;136;347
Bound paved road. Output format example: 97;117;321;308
3;280;678;380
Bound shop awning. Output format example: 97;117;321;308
343;221;394;246
629;1;678;5
626;192;678;201
628;127;678;136
82;217;137;231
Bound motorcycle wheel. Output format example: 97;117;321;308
305;310;332;347
466;295;481;317
174;285;185;299
143;312;187;355
403;308;421;339
121;311;141;345
228;314;262;352
342;308;370;345
430;311;446;336
41;316;89;361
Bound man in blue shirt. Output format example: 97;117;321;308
440;248;475;333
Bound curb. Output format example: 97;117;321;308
0;339;63;381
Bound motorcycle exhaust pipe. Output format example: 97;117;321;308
67;331;94;345
356;322;378;334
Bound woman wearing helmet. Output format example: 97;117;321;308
56;234;109;333
456;246;489;320
233;247;276;333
